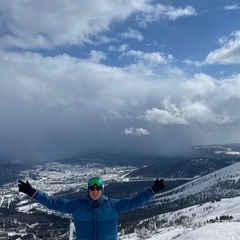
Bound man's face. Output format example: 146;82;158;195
88;186;103;200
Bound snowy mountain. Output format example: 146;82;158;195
1;144;240;239
122;195;240;240
119;161;240;234
153;161;240;209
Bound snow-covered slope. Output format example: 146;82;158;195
122;195;240;240
153;162;240;208
118;162;240;239
176;223;240;240
144;223;240;240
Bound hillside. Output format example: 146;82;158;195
126;157;235;178
153;161;240;209
121;195;240;240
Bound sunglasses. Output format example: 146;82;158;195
88;186;103;191
88;177;103;187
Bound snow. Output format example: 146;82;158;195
69;221;75;240
121;196;240;240
0;196;3;207
176;223;240;240
130;223;240;240
153;162;240;205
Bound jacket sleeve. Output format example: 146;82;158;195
32;190;75;214
112;188;155;214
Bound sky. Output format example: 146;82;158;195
0;0;240;161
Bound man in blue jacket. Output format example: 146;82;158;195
18;177;165;240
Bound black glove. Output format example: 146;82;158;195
18;180;37;197
151;178;165;194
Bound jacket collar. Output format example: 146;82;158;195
86;194;108;208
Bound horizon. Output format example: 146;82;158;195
1;142;240;164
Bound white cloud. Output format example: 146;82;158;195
181;101;215;124
119;28;144;41
182;59;202;67
121;50;174;65
137;4;197;26
184;31;240;66
180;73;216;97
145;107;187;124
223;4;240;10
203;31;240;65
217;73;240;100
0;1;197;50
0;0;150;50
145;95;235;126
89;50;107;63
108;44;129;52
1;50;240;128
124;127;150;136
164;5;197;21
145;97;187;125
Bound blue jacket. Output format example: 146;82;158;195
33;188;155;240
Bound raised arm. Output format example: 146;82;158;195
18;180;75;214
113;178;165;214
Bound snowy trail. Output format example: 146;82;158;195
175;222;240;240
130;222;240;240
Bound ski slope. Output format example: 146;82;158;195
175;222;240;240
123;223;240;240
122;195;240;240
147;223;240;240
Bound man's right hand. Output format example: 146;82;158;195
18;180;37;197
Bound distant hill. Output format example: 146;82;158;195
57;150;190;166
126;157;237;178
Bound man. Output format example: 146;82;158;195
18;177;165;240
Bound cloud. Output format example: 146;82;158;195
0;1;197;50
119;28;144;41
124;127;150;136
145;107;186;125
163;5;197;20
204;31;240;65
217;73;240;100
0;0;150;50
223;4;240;10
0;1;240;159
121;50;174;65
108;44;129;52
145;97;187;125
137;4;197;26
180;101;215;124
184;31;240;66
180;73;216;97
145;100;233;126
1;49;240;159
88;50;107;63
